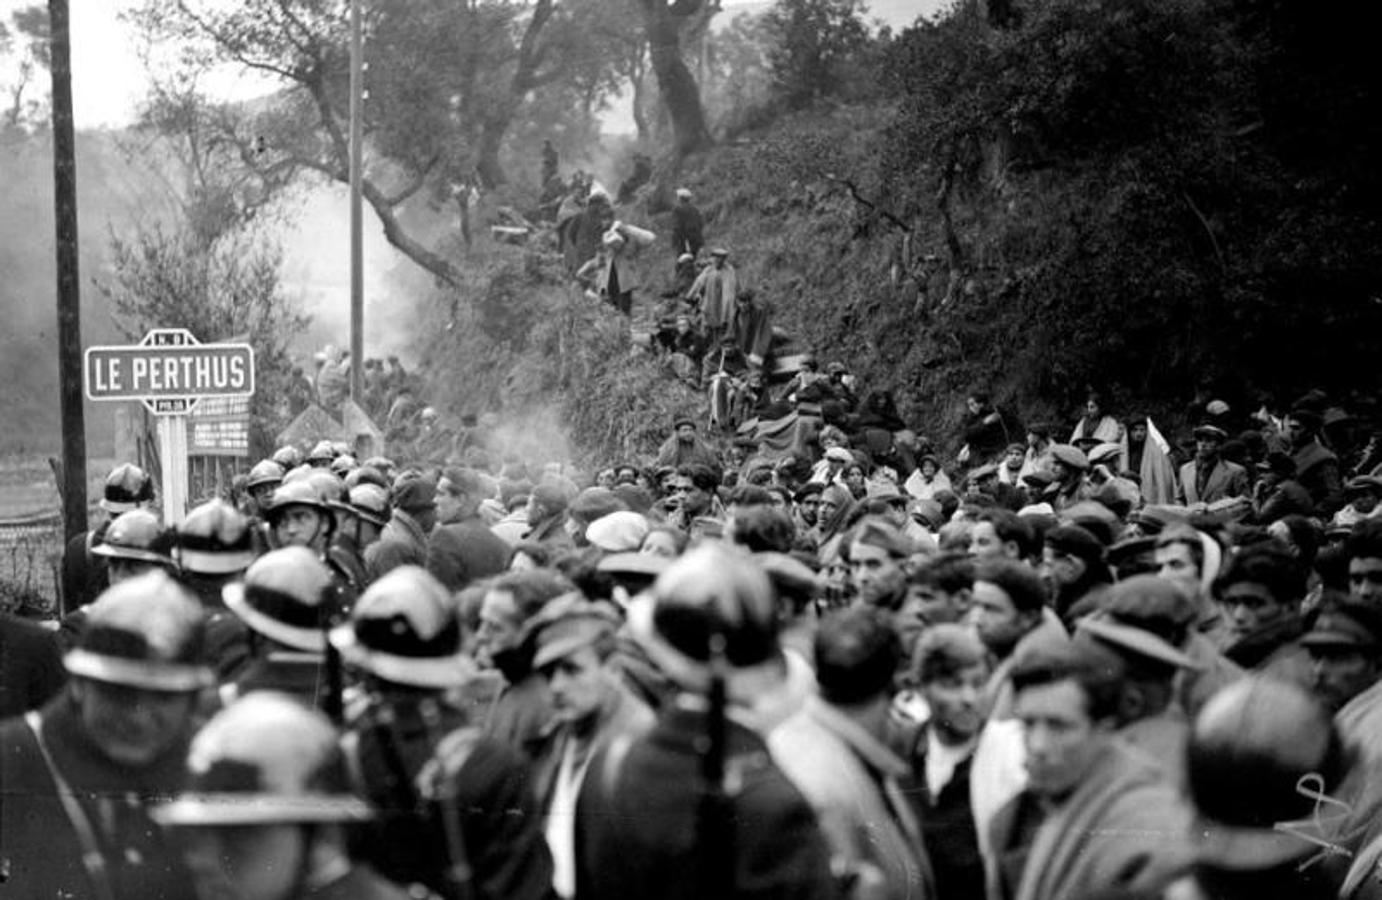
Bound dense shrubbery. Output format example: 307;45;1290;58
418;0;1382;460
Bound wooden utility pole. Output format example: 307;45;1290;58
49;0;87;546
349;0;365;403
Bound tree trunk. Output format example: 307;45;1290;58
476;113;510;187
630;54;650;141
642;0;713;158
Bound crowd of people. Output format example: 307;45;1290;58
4;376;1382;900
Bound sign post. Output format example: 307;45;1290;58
84;329;255;525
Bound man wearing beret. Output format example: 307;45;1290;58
1177;424;1251;508
529;596;655;898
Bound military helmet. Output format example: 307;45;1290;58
245;460;286;492
176;499;256;575
65;570;213;691
270;445;303;469
306;470;345;505
627;543;780;702
263;479;332;524
306;440;336;465
222;547;334;652
152;692;371;827
101;463;155;514
330;483;390;529
1188;677;1347;870
328;455;358;477
91;509;173;566
330;566;475;689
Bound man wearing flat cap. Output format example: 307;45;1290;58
529;595;654;898
1300;593;1382;713
1178;423;1251;507
1076;575;1205;786
1044;444;1092;512
847;517;914;612
1249;449;1315;524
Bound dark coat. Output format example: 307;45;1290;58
345;695;555;900
901;727;985;900
573;704;838;900
670;203;705;256
483;669;554;761
1293;441;1345;517
0;612;66;720
365;510;430;582
425;517;513;592
59;522;110;615
0;696;197;900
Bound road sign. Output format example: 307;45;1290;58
82;329;256;524
189;396;251;458
84;328;255;416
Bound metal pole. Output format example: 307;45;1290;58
49;0;88;550
348;0;364;405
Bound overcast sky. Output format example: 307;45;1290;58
2;0;943;130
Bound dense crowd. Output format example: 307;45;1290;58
4;376;1382;900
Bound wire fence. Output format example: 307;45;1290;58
0;510;63;618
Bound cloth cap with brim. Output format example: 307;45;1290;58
866;479;904;502
390;477;438;513
597;552;672;579
824;446;853;463
1021;470;1056;488
1045;523;1106;562
911;498;944;528
968;464;999;482
586;511;650;553
531;600;622;670
710;247;730;257
676;188;692;199
1050;444;1090;471
1193;424;1230;442
1088;443;1122;465
793;482;825;502
1076;615;1201;670
1301;609;1382;650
